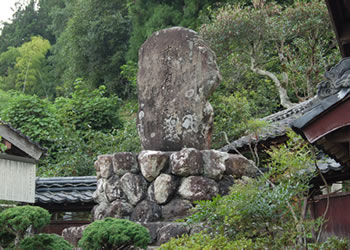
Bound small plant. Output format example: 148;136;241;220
0;206;50;248
20;233;73;250
78;218;151;250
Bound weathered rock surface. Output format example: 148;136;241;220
113;152;139;177
218;175;235;196
178;176;218;201
137;27;221;151
62;225;88;247
138;151;169;182
225;154;257;178
93;178;107;204
120;173;147;205
170;148;203;176
153;174;177;204
157;223;189;245
92;202;109;221
202;150;228;180
131;200;162;222
162;199;193;220
95;154;114;179
104;175;124;202
141;222;168;244
106;199;133;219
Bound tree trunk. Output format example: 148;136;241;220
250;57;295;109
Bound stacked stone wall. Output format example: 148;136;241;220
90;148;255;245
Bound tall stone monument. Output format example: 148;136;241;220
63;27;258;248
137;27;221;151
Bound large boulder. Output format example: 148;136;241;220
170;148;203;176
225;154;257;178
113;152;139;177
95;154;114;179
131;200;162;222
120;173;147;205
162;199;193;220
62;225;88;247
105;199;133;219
178;176;219;202
103;175;124;202
93;178;108;204
157;223;189;245
137;27;221;151
152;174;177;204
138;151;169;182
202;150;228;180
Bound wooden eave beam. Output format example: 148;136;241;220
0;125;43;160
325;0;350;57
302;98;350;143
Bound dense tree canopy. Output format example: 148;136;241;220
0;0;342;173
52;0;131;95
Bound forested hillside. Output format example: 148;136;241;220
0;0;340;176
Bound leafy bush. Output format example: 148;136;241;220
160;232;254;250
0;206;50;248
1;92;59;149
78;218;150;250
55;79;122;133
185;132;335;248
20;233;73;250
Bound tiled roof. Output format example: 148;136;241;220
35;176;97;204
316;157;343;174
221;98;315;153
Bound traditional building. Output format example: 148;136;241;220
0;122;45;203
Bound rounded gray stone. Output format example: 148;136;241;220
170;148;203;176
138;150;169;182
178;176;219;201
120;173;147;205
131;200;162;222
113;152;139;177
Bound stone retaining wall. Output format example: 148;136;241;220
87;148;255;246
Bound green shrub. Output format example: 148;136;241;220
0;206;50;248
55;79;122;133
308;236;349;250
20;233;73;250
160;232;254;250
78;218;150;249
186;132;323;248
1;92;59;149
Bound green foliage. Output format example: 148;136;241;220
78;218;150;250
120;61;138;98
211;92;252;148
0;0;55;54
53;0;130;96
20;233;73;250
126;0;233;62
55;79;122;133
15;36;51;94
0;206;50;248
1;80;128;177
186;132;331;248
160;232;254;250
1;92;59;149
308;236;350;250
201;1;339;99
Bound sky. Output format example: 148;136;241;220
0;0;22;23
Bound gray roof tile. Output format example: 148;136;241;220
35;176;97;205
221;98;315;153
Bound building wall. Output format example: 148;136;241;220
0;158;36;203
